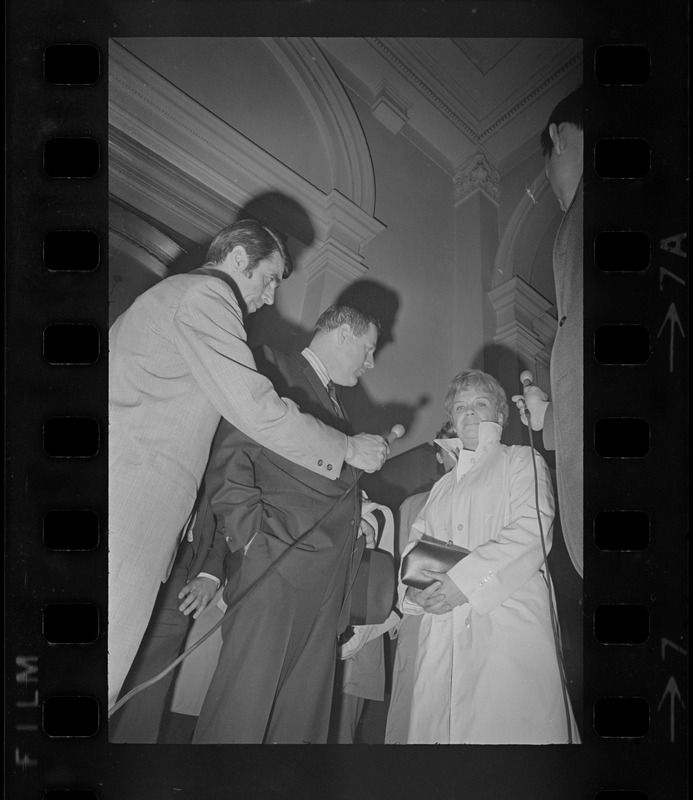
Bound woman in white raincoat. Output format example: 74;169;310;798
400;369;579;744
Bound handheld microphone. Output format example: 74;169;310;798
520;370;534;388
387;424;405;444
517;371;533;422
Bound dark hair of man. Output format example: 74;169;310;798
205;218;293;277
444;369;509;429
540;86;584;157
433;420;455;473
313;304;381;338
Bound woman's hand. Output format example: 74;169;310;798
407;571;469;615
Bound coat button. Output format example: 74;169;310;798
318;459;323;466
327;464;333;471
559;315;567;327
349;519;355;526
457;523;464;530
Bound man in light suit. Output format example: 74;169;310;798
513;86;584;578
109;219;389;708
189;305;382;744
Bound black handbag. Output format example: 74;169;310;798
348;547;396;625
401;537;470;590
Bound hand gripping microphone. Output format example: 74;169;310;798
520;370;534;388
386;424;406;444
517;370;535;421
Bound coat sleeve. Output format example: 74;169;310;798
542;403;556;451
197;420;267;562
397;505;429;616
171;279;346;478
447;447;555;616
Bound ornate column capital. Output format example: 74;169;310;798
454;152;501;206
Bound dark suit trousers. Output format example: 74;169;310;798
192;528;356;744
109;545;197;743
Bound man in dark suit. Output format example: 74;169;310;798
188;304;381;744
110;304;382;743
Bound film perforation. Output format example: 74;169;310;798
43;323;101;365
43;43;101;86
43;603;100;645
594;44;651;86
594;324;650;365
593;417;649;458
594;231;650;273
43;417;100;459
594;138;650;180
43;509;100;552
43;231;101;273
593;697;650;738
594;604;650;645
42;697;99;738
43;138;100;180
594;510;650;552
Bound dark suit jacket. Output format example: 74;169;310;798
193;345;362;599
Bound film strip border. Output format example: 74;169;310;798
5;6;688;800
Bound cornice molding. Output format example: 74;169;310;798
477;51;583;141
368;37;582;147
369;37;479;142
488;277;556;359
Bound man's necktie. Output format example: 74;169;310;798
326;380;344;419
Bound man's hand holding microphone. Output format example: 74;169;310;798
345;424;405;473
511;371;550;431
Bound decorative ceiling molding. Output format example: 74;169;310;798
450;38;521;76
263;37;377;216
371;80;410;135
320;37;583;169
477;50;583;141
368;37;480;142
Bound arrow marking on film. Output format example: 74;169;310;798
657;303;685;373
657;676;685;743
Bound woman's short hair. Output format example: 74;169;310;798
313;304;381;338
444;369;509;428
205;218;293;277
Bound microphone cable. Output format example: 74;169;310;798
518;388;575;744
108;427;403;718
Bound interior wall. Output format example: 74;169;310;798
338;85;458;449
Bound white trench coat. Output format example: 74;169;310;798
400;424;579;744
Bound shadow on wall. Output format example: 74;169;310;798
336;280;431;441
243;192;318;353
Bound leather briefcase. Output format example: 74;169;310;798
401;537;470;590
348;547;396;625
